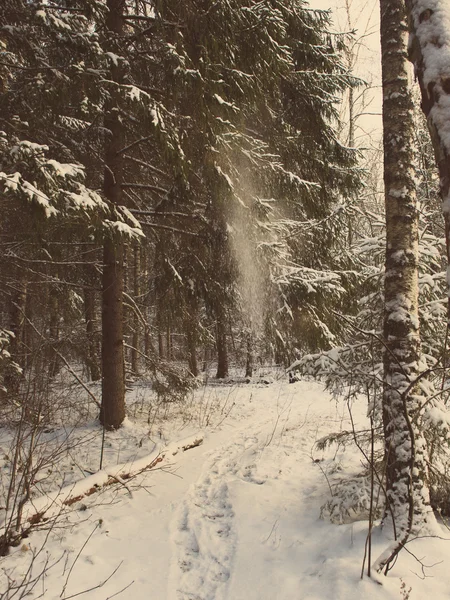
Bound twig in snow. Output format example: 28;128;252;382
108;474;133;498
60;523;99;598
62;561;123;599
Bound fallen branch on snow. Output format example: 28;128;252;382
0;432;204;553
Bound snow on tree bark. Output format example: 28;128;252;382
376;0;433;574
407;0;450;319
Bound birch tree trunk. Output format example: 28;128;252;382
406;0;450;339
100;0;126;430
375;0;432;574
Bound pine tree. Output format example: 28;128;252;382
153;0;362;367
0;1;143;421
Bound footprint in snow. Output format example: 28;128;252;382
169;427;276;600
169;445;238;600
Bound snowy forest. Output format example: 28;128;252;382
2;0;450;598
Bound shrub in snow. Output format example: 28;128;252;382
321;473;384;525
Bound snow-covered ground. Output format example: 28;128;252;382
1;377;450;599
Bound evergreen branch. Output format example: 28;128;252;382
122;183;168;194
117;136;153;155
137;221;203;237
122;155;171;179
0;61;59;71
330;309;410;380
130;209;205;221
122;14;181;26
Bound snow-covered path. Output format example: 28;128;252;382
2;380;450;600
167;383;372;600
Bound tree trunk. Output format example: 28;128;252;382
186;323;198;377
166;326;172;360
185;294;199;377
375;0;432;573
101;239;126;429
48;292;60;378
141;244;152;363
407;0;450;350
131;245;140;375
158;331;164;359
100;0;126;430
84;286;100;381
202;345;209;372
215;309;228;379
245;329;254;379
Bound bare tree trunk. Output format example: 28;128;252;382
141;245;152;363
202;345;208;372
100;0;126;430
215;308;228;379
84;286;100;381
375;0;431;573
101;238;125;429
131;245;140;375
245;329;254;379
186;323;198;377
166;326;172;360
48;292;60;378
185;294;199;377
158;330;164;359
407;0;450;350
123;244;130;366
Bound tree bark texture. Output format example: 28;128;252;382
376;0;431;571
158;331;164;359
245;330;254;379
84;286;100;382
47;292;60;378
215;308;228;379
186;324;199;377
100;0;126;430
131;245;141;375
407;0;450;326
166;326;172;360
185;294;199;377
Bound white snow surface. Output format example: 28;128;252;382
2;379;450;599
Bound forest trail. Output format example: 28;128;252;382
166;382;374;600
2;380;450;600
168;392;328;600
